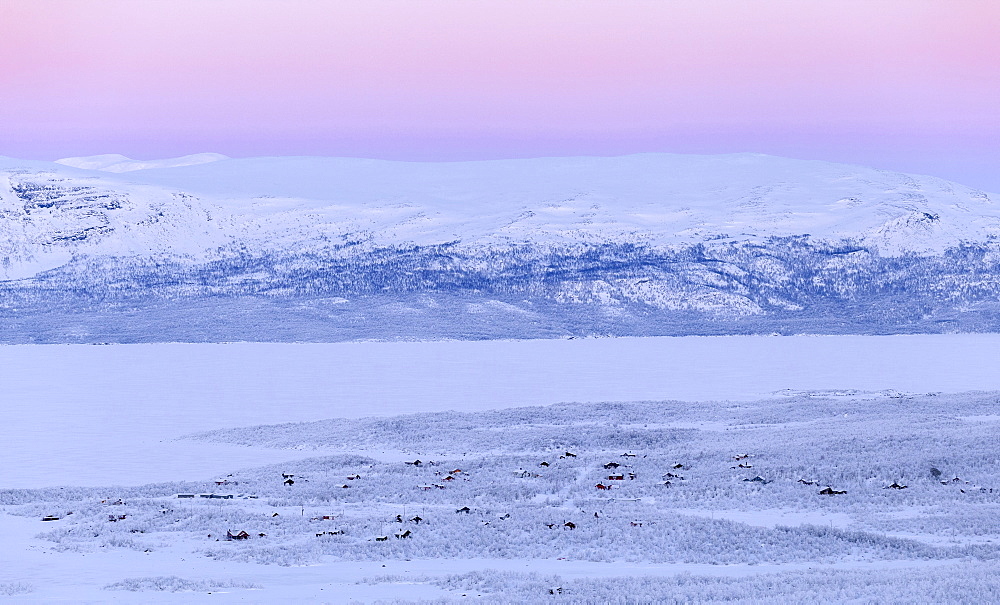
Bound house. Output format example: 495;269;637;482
405;460;423;467
450;469;463;474
608;474;625;481
563;521;576;529
395;530;412;539
797;479;816;486
226;530;250;540
347;474;361;480
885;482;908;490
42;515;60;522
282;473;294;479
375;535;389;541
283;478;295;486
604;462;621;469
671;463;683;469
176;494;195;499
622;452;637;458
595;483;610;490
663;472;683;480
456;506;471;514
409;516;423;523
627;472;636;480
539;461;550;467
819;487;847;495
549;587;563;595
743;476;770;484
443;475;455;481
562;451;577;458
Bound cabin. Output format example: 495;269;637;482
562;452;577;458
819;487;847;495
226;530;250;540
885;482;908;490
42;515;60;522
539;461;550;467
395;530;412;539
450;469;463;474
671;463;683;469
456;506;471;514
743;476;770;484
443;475;455;481
608;474;625;481
604;462;621;469
282;473;294;479
549;587;563;595
797;479;816;485
283;478;295;486
405;460;423;467
622;452;637;458
375;535;389;541
663;472;683;480
347;474;361;480
409;516;423;523
563;521;576;529
176;494;195;499
595;483;610;490
627;472;636;480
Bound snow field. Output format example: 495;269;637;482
3;391;1000;602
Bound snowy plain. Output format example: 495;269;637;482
2;333;1000;489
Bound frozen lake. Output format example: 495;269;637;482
2;333;1000;488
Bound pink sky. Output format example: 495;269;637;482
1;0;998;188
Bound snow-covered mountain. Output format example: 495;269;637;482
1;153;999;342
54;152;228;173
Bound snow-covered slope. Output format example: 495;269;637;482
54;152;228;173
3;153;998;276
2;153;1000;341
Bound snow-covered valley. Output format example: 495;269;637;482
3;355;1000;602
3;153;1000;602
0;336;999;602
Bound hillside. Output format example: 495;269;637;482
2;153;999;342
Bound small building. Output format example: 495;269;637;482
819;487;847;495
226;530;250;540
456;506;471;514
176;494;195;499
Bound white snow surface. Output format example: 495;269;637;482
3;153;1000;279
2;333;1000;489
54;153;229;173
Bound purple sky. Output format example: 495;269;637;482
1;0;998;189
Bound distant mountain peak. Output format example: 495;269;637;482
55;153;229;173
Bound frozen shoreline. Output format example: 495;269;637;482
2;333;1000;488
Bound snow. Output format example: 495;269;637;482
4;153;1000;281
54;153;229;173
2;333;1000;489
